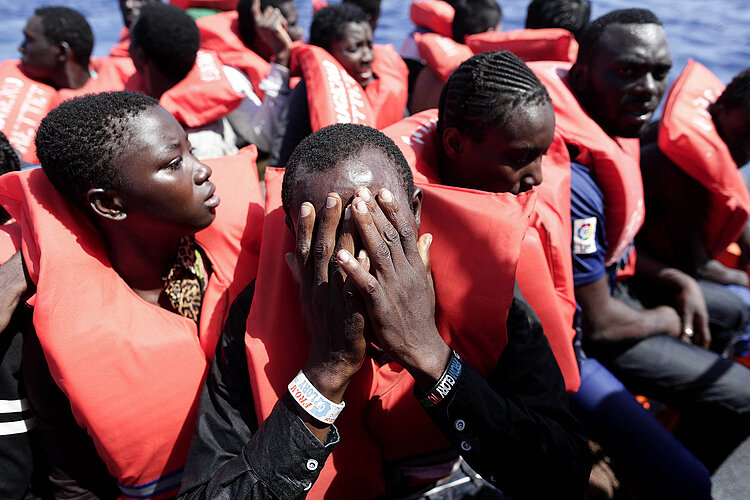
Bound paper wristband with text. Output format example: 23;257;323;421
418;349;462;408
288;371;346;425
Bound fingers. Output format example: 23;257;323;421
350;194;397;278
694;312;711;349
331;205;357;289
376;188;423;268
313;194;342;286
337;249;383;306
285;252;301;286
251;0;261;18
295;202;315;282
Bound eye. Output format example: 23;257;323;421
616;66;635;78
165;157;183;171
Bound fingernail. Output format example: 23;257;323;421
326;195;337;208
338;249;351;263
427;233;433;245
355;200;367;213
358;249;367;260
358;188;372;202
380;189;393;202
300;203;312;217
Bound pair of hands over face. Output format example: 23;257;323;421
287;187;451;403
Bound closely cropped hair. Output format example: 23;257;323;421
35;91;158;206
452;0;502;43
310;3;369;50
35;6;94;66
715;68;750;112
282;124;414;216
577;8;663;64
131;3;199;81
343;0;382;21
526;0;591;39
438;50;551;143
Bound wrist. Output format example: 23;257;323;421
302;361;356;403
273;46;291;67
402;336;452;392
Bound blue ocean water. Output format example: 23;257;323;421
1;0;747;86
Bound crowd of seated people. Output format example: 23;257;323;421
0;1;748;499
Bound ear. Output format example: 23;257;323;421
441;127;465;163
411;187;423;230
87;188;127;221
57;41;72;63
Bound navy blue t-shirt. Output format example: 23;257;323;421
570;162;609;287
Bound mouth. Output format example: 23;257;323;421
203;182;220;209
355;66;373;84
622;103;657;123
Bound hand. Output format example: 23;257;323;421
286;194;368;404
337;187;451;392
252;0;293;67
670;272;711;349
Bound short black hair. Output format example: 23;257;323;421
715;68;750;112
131;3;199;81
310;3;369;50
577;8;663;64
236;0;257;46
452;0;502;43
438;50;551;143
526;0;591;39
35;6;94;67
35;91;159;206
343;0;381;21
282;124;414;216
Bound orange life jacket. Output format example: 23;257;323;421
109;28;131;58
410;0;454;38
383;110;580;392
0;60;59;164
248;167;534;497
0;147;264;500
171;0;238;11
294;44;408;131
658;59;750;258
465;29;578;64
57;57;135;101
196;11;272;96
126;50;244;129
414;32;474;82
531;61;644;275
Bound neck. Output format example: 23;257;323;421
146;72;181;100
51;60;90;90
99;223;182;300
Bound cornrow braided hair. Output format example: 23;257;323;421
438;50;551;143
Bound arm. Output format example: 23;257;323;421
178;283;340;500
0;250;34;333
338;187;590;498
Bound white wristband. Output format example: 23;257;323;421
288;371;345;425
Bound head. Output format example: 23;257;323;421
310;3;374;87
526;0;591;39
35;92;217;238
452;0;502;43
570;8;672;138
119;0;160;29
130;2;199;94
282;124;420;238
0;132;21;224
19;7;94;84
343;0;381;32
437;51;553;194
711;69;750;167
236;0;303;47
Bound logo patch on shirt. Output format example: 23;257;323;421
573;217;597;255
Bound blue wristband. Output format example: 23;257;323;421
288;371;346;425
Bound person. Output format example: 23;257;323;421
526;0;591;39
530;8;750;472
110;0;160;58
387;50;715;498
128;2;291;157
343;0;381;31
639;66;750;300
269;3;408;166
196;0;302;95
179;123;589;499
0;91;264;499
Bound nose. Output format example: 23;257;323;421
193;160;212;184
521;159;543;191
361;45;374;64
635;72;658;96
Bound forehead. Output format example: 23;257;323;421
596;23;670;63
291;148;407;217
279;1;298;21
116;106;184;166
338;22;372;42
24;16;45;36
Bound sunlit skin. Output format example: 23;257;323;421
328;21;374;88
571;23;672;138
440;102;555;194
279;1;303;41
